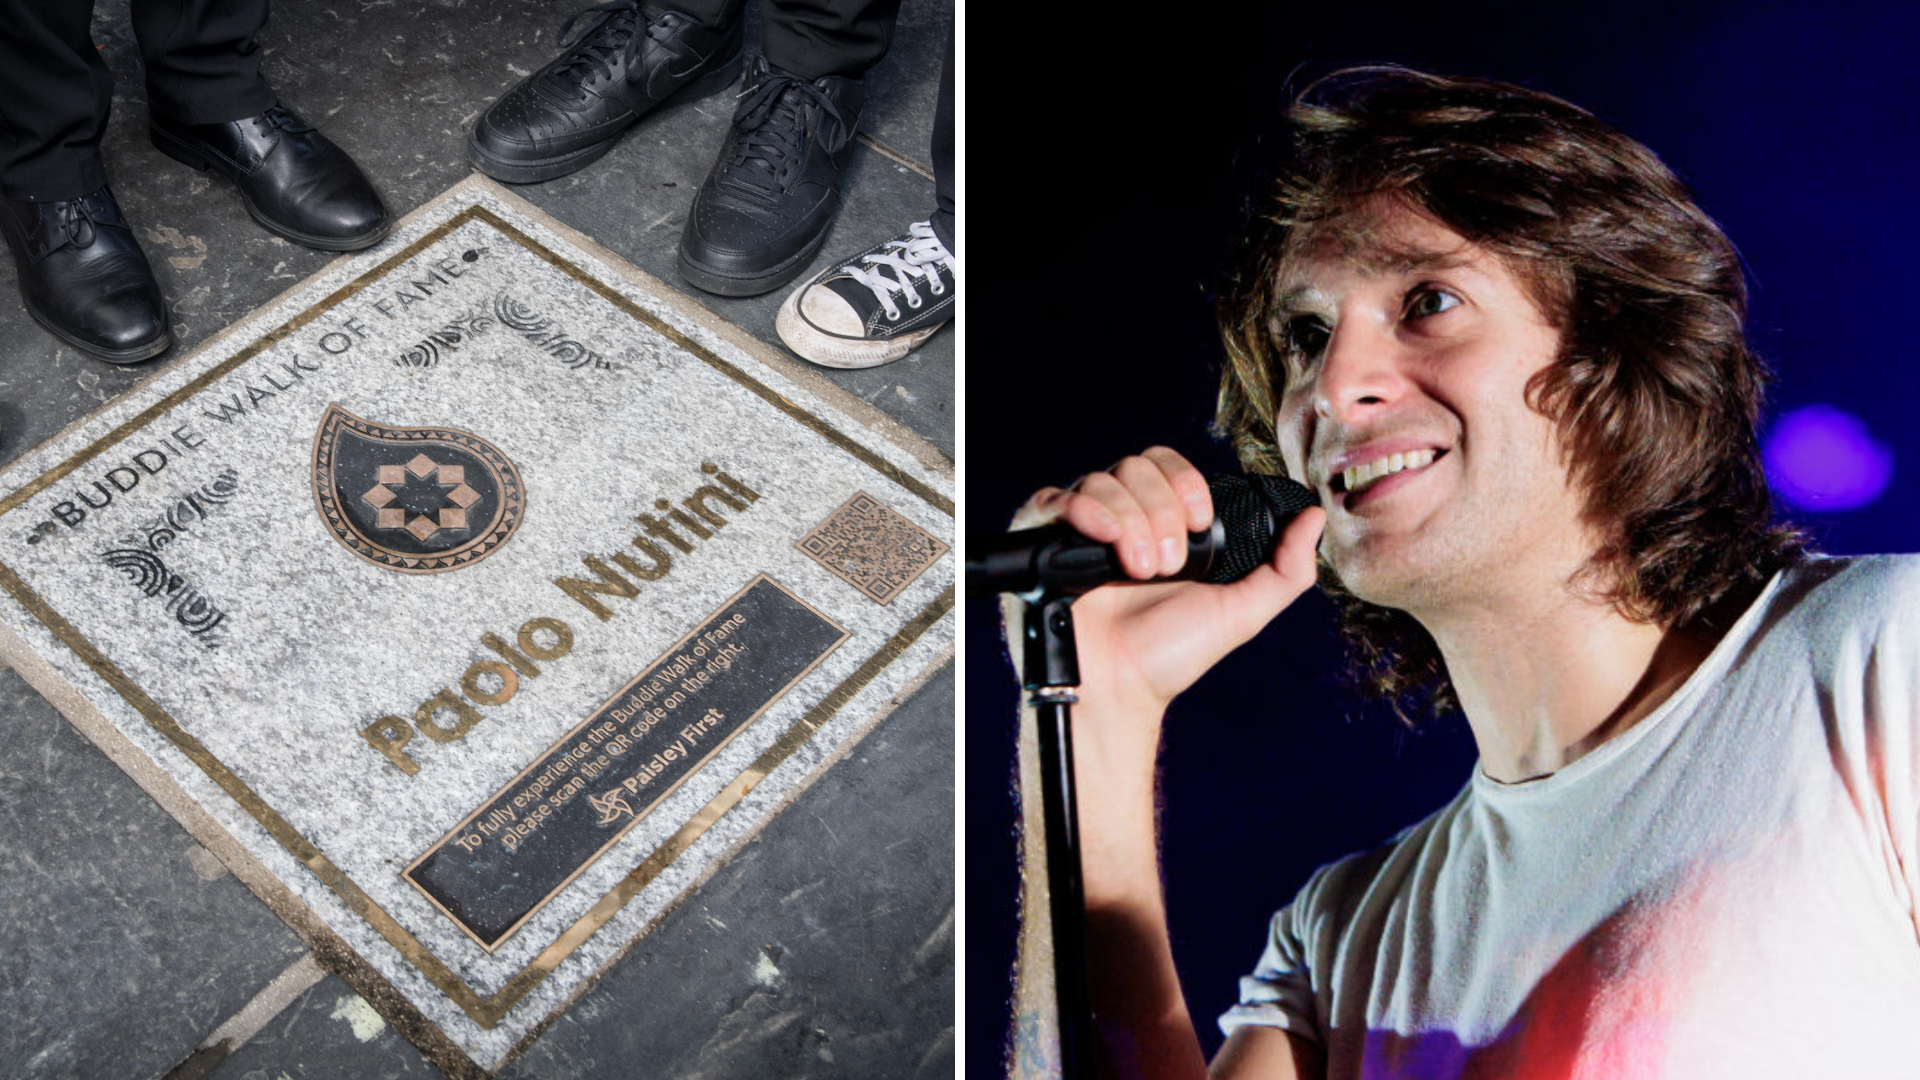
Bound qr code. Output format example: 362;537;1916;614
796;492;949;604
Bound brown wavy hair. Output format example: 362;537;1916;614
1215;66;1807;722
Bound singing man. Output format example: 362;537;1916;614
1006;67;1920;1079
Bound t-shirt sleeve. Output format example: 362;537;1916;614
1217;866;1331;1044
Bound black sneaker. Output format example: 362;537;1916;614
775;221;953;368
468;0;744;184
677;55;862;297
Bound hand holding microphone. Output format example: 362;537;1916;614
990;447;1327;723
970;468;1320;596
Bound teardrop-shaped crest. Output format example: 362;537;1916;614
310;404;526;574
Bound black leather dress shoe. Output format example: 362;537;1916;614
0;188;170;363
469;1;744;183
150;104;389;251
677;56;863;297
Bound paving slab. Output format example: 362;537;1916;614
851;0;950;170
0;665;308;1080
207;973;456;1080
0;177;951;1077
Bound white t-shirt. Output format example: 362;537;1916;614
1220;554;1920;1078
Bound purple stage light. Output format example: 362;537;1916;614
1762;404;1895;512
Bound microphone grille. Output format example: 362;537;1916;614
1205;473;1318;584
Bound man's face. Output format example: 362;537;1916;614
1274;207;1592;613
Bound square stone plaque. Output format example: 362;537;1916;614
0;176;953;1076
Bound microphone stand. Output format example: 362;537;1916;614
1022;589;1096;1080
982;473;1313;1079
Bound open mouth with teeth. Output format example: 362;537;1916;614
1329;448;1448;501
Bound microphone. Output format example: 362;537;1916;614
967;473;1318;598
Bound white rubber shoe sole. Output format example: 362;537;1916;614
774;280;947;369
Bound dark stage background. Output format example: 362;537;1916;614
967;1;1920;1073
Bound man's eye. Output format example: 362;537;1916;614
1284;317;1330;359
1408;288;1461;319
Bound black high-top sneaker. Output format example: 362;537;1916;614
775;221;954;368
469;0;745;183
0;187;170;363
677;55;862;297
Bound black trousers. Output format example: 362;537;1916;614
931;22;953;256
0;0;274;201
1;0;954;249
673;0;955;253
675;0;899;83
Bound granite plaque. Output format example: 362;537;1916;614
0;176;953;1076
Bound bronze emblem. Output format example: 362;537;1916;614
311;404;525;574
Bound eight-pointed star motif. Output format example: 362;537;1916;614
361;453;481;540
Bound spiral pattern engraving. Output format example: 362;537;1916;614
102;548;175;597
398;340;443;368
387;291;608;371
493;290;609;371
396;307;497;368
125;468;241;552
493;291;547;332
99;546;228;647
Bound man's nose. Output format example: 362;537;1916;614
1311;320;1406;423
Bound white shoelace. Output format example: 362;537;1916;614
845;221;954;320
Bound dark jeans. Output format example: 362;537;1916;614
0;0;275;201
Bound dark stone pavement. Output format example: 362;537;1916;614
0;666;310;1079
0;1;954;1076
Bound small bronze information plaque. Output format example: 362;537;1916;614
405;574;847;949
795;490;950;604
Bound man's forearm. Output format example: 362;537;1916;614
1008;695;1211;1080
1078;698;1211;1080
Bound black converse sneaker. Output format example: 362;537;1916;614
775;221;954;368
